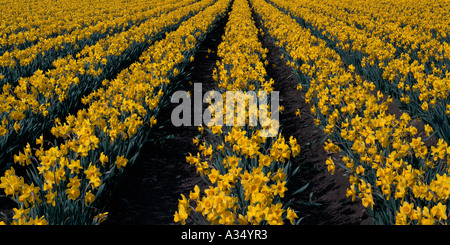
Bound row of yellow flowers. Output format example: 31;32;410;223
0;0;175;75
0;0;138;49
271;0;450;67
299;0;450;67
0;0;229;224
0;0;205;170
252;0;450;225
270;0;450;144
175;0;300;225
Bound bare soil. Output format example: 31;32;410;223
104;12;229;225
252;10;369;225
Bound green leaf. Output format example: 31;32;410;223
292;182;309;196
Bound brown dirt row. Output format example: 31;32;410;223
251;8;369;225
104;11;229;225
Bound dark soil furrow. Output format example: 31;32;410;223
251;7;370;225
104;10;230;225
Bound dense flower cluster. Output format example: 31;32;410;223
252;0;450;225
270;0;450;144
0;0;204;171
0;0;188;75
0;0;229;225
174;0;299;225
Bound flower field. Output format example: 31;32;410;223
0;0;449;226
